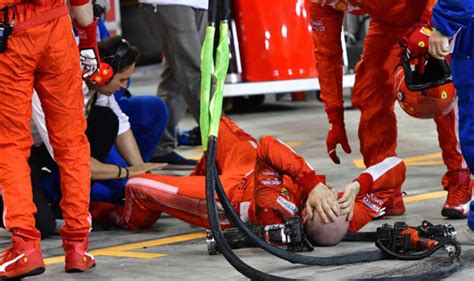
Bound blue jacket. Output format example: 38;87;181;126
432;0;474;37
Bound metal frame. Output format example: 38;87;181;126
223;74;355;97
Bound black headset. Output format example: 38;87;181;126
92;38;131;86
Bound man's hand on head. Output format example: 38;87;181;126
338;181;360;221
305;182;339;224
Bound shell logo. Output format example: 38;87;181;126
335;1;348;11
421;26;433;36
280;187;290;196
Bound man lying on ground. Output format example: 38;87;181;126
92;117;405;245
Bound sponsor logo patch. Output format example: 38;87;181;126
276;196;298;215
310;19;325;32
261;171;279;176
361;193;383;213
261;178;282;186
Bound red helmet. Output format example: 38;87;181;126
394;55;456;119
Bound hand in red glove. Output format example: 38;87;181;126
400;23;433;73
326;108;351;164
74;18;100;79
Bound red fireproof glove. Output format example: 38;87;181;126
326;107;351;164
74;18;100;79
400;23;433;73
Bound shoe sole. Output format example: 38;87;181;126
1;266;45;280
442;208;467;219
66;263;96;273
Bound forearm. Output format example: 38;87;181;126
68;1;93;26
115;129;144;166
90;157;127;180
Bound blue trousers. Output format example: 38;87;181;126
42;93;169;205
452;18;474;172
90;93;169;204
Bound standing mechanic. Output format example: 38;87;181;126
430;1;474;178
139;0;207;168
308;0;472;218
428;0;474;242
0;0;98;278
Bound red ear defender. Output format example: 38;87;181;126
88;62;114;86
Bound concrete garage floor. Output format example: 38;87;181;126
3;92;474;280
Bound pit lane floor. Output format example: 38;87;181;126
3;95;474;280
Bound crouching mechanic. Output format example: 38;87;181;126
31;36;167;227
309;0;472;219
91;117;405;245
0;0;100;278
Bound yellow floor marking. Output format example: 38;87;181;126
404;190;447;203
44;232;206;265
353;159;366;169
42;189;447;264
353;153;443;169
285;141;305;148
43;256;64;265
94;250;167;259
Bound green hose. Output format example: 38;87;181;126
209;22;229;137
199;26;215;150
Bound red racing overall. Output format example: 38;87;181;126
308;0;471;217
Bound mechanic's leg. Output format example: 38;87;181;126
118;96;169;162
348;157;406;232
144;5;205;157
35;16;94;272
89;202;125;228
152;5;205;122
123;173;243;229
36;17;91;240
142;4;186;156
444;23;474;219
352;23;409;215
0;31;37;237
0;15;51;279
458;98;474;172
434;106;472;218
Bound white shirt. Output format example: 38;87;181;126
31;82;131;159
139;0;208;10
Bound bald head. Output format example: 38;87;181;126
304;212;349;246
